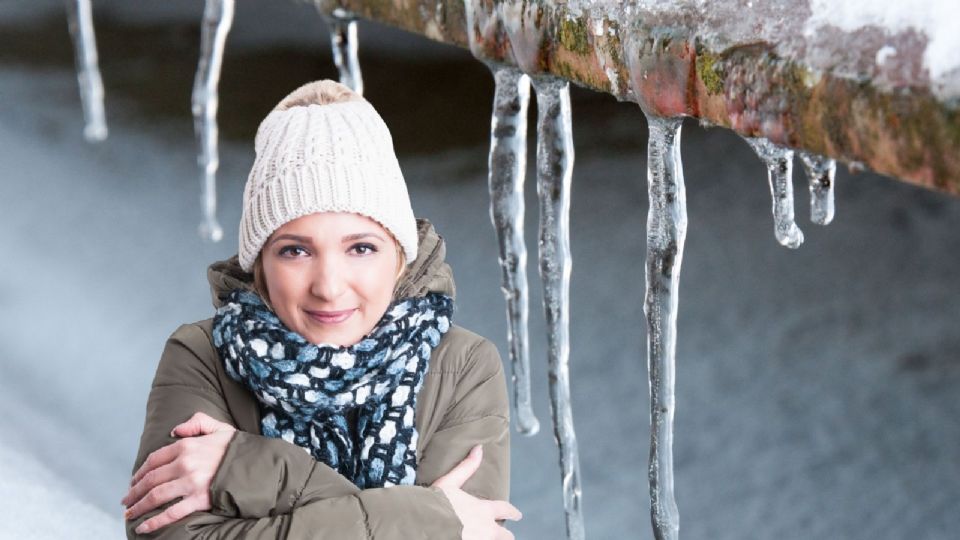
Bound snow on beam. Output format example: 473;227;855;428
308;0;960;195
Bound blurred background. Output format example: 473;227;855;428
1;1;959;538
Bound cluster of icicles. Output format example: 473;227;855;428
63;1;838;539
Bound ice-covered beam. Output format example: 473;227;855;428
308;0;960;194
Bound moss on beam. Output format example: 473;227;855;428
315;0;960;194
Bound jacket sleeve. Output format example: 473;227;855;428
126;324;462;539
413;338;511;502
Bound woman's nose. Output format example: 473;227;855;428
309;259;347;301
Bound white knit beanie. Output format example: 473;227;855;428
238;80;418;272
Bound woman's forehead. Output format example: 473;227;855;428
272;212;389;240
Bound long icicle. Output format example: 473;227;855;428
487;65;540;436
191;0;234;242
799;151;837;225
323;10;363;95
643;114;686;540
65;0;107;142
744;137;804;248
532;75;584;540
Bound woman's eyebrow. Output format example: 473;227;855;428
342;232;385;242
269;233;313;246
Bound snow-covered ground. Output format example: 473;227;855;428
0;444;123;539
2;2;959;539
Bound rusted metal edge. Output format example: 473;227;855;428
311;0;960;195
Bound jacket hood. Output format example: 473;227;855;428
207;218;455;309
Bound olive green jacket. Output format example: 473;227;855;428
126;221;510;539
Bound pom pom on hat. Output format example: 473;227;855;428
238;80;418;271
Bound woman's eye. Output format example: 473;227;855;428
350;243;378;256
278;245;308;257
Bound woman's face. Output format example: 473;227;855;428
261;212;401;346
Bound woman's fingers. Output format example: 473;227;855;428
437;486;522;539
122;461;179;508
124;413;236;533
489;499;523;522
431;444;483;489
124;478;186;522
124;430;232;530
134;496;203;535
131;412;234;490
130;441;181;488
171;412;231;438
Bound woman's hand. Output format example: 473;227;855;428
432;445;522;540
122;412;236;534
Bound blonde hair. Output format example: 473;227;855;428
272;79;364;111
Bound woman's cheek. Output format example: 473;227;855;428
371;260;400;302
268;266;306;309
350;256;387;284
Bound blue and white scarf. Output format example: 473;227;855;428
212;289;453;488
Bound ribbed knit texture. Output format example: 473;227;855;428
238;93;418;271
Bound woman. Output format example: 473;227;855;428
122;80;520;538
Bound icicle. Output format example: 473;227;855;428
486;65;540;436
744;137;804;249
799;151;837;225
322;10;363;95
532;75;584;540
643;114;686;540
191;0;234;243
64;0;107;142
464;0;539;436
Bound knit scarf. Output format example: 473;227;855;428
212;288;453;488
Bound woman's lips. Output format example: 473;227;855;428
304;308;356;324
